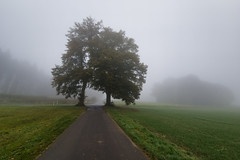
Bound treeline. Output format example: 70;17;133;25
0;49;55;96
152;75;235;106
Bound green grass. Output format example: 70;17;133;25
0;105;85;160
0;93;78;106
106;104;240;160
106;106;198;160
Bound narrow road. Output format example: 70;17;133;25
37;106;147;160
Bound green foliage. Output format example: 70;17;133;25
0;106;84;160
52;17;147;106
52;17;102;105
91;28;147;105
107;107;198;160
109;104;240;160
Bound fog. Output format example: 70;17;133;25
0;50;54;96
1;0;240;104
152;75;235;105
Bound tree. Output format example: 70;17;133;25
52;17;102;106
90;28;147;106
152;75;235;106
0;49;54;96
52;18;147;106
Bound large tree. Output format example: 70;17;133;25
52;17;102;106
52;18;147;106
90;28;147;106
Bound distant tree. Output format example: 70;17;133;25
0;49;54;96
90;28;147;106
52;17;102;106
152;75;235;106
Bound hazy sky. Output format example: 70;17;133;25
1;0;240;102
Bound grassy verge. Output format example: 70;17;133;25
106;106;198;160
107;104;240;160
0;105;85;160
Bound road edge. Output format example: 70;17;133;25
35;109;86;160
105;109;150;160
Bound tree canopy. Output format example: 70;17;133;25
52;17;147;106
91;28;147;105
52;17;102;106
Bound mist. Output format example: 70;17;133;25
152;75;235;106
0;49;104;103
1;0;240;105
0;50;55;96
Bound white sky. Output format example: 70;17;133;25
1;0;240;102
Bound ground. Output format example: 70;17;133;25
37;105;147;160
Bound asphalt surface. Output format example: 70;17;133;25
37;105;147;160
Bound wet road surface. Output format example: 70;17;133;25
37;105;147;160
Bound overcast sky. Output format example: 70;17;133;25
1;0;240;102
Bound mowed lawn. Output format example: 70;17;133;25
107;104;240;160
0;105;84;160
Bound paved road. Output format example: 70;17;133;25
37;106;147;160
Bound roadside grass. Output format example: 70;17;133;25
0;105;85;160
106;106;198;160
107;104;240;160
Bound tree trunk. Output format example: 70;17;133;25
76;81;87;107
105;92;112;106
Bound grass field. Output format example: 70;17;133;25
0;93;78;106
0;105;84;160
107;104;240;160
